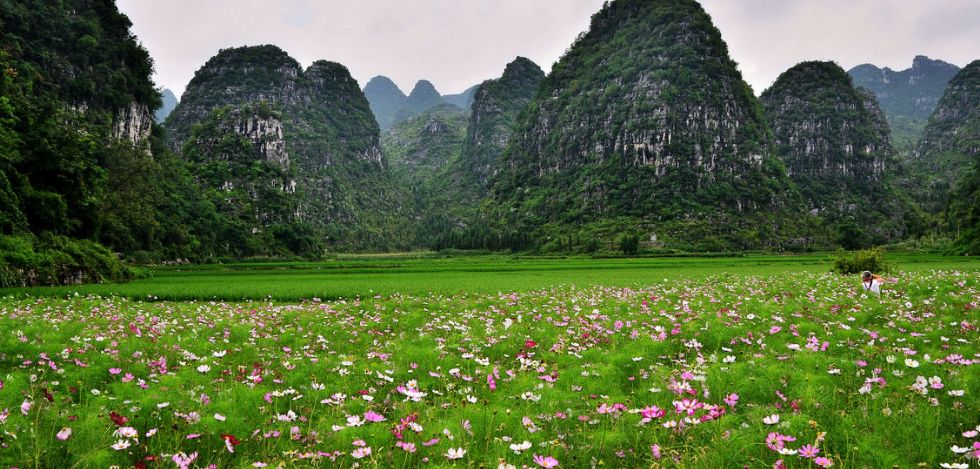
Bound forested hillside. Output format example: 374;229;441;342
761;61;922;248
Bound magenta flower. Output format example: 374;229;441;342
799;444;820;458
533;454;560;468
723;393;739;408
814;456;834;467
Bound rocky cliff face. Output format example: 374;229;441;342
848;56;960;147
112;102;154;145
491;0;800;250
363;75;406;131
167;45;404;250
914;60;979;213
392;80;445;126
761;61;915;244
182;103;295;228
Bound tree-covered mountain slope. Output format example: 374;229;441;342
489;0;806;252
761;61;921;247
915;60;979;251
167;45;410;251
848;56;960;149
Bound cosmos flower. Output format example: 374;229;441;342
533;454;559;468
445;447;466;460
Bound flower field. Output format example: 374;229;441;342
0;270;977;468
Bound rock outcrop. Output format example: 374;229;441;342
112;102;154;145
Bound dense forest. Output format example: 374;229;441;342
0;0;976;287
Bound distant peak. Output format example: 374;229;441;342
410;80;440;96
912;55;958;70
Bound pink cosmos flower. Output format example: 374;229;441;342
396;441;417;453
364;411;385;422
650;444;661;459
56;427;72;441
533;454;560;468
673;398;702;415
640;406;665;423
799;444;820;458
814;456;834;468
723;393;739;408
172;452;198;469
351;447;372;459
108;368;122;375
20;400;31;416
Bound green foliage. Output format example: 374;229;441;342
618;232;640;255
947;157;980;255
832;247;890;275
0;234;132;287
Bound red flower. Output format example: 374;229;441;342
524;339;537;348
109;411;128;426
222;433;241;446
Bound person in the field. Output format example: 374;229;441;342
862;271;882;295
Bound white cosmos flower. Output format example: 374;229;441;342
445;447;466;460
904;358;919;368
509;440;532;454
111;439;131;451
196;364;210;373
763;414;780;425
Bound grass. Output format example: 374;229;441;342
2;252;977;301
0;255;977;467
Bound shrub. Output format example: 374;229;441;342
0;234;133;287
619;233;640;256
832;247;890;275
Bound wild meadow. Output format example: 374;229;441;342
0;258;977;467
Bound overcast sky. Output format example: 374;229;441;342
117;0;979;99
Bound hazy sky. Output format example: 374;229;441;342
117;0;979;99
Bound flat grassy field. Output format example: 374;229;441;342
0;255;977;468
2;252;977;301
